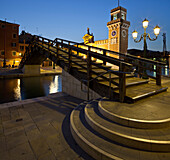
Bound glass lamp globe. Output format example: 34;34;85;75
132;30;138;39
154;25;160;36
143;19;149;29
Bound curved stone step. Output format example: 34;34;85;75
98;98;170;129
70;103;170;160
85;100;170;152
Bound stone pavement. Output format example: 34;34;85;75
0;93;93;160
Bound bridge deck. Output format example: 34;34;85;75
19;36;168;103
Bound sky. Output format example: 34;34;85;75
1;0;170;51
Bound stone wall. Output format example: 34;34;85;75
22;65;40;75
62;70;101;100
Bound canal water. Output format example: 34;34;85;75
0;75;62;104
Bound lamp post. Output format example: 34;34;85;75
132;19;160;78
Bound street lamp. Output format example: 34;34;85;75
132;18;160;78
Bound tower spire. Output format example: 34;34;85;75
118;0;120;7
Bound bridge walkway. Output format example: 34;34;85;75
19;36;168;103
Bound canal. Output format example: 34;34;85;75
0;75;62;104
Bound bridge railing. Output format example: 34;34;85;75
32;35;135;102
52;37;166;86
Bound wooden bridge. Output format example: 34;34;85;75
19;35;168;103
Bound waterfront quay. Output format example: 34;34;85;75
0;77;170;160
0;92;92;160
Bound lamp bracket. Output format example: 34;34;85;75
147;33;158;41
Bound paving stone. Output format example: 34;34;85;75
4;126;24;136
0;150;10;160
0;136;7;153
29;136;51;159
38;150;56;160
6;129;27;150
9;142;36;160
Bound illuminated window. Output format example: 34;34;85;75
1;51;4;55
12;51;16;56
113;14;117;20
13;34;16;38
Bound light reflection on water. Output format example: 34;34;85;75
147;65;169;77
0;75;62;104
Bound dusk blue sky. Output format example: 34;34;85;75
1;0;169;51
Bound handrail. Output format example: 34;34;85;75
35;35;133;69
50;36;166;66
20;35;165;102
81;69;132;100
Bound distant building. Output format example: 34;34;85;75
0;20;21;67
83;6;130;54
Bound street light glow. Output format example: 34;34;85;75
154;25;161;36
132;30;138;39
142;18;149;29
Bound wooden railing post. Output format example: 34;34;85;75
56;40;60;64
77;44;79;56
109;71;112;99
87;50;92;100
156;64;161;85
42;38;44;48
103;50;106;65
119;63;126;103
48;40;50;50
68;47;72;72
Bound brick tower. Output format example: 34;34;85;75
107;6;130;54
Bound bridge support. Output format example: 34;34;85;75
22;65;40;75
62;70;101;100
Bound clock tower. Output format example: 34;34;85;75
107;6;130;54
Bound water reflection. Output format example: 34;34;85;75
49;76;61;93
0;75;62;104
147;65;169;77
14;79;21;101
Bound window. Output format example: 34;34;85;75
113;14;117;20
13;26;17;30
12;51;16;56
20;46;24;51
121;13;125;20
1;24;5;28
11;43;16;47
111;38;117;44
13;34;17;38
1;51;4;55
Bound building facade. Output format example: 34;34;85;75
83;6;130;54
0;20;21;67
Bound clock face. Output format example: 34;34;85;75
122;30;127;38
111;30;117;37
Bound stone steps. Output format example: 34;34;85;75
85;100;170;152
98;98;170;129
70;100;170;160
95;73;134;81
98;77;149;90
